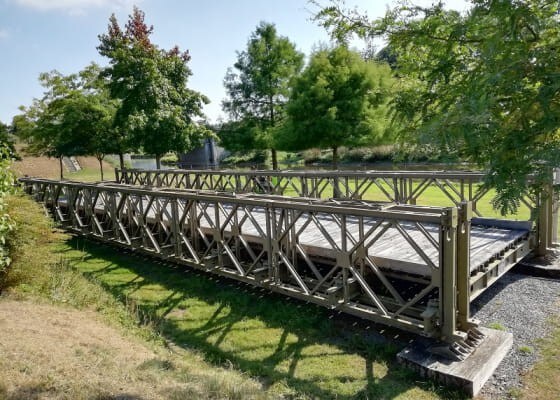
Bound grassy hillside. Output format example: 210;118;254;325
0;195;270;399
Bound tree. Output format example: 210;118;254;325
0;122;18;160
78;64;119;181
98;7;210;169
14;71;94;179
13;66;116;180
223;22;304;170
283;45;394;169
217;119;262;153
314;0;560;214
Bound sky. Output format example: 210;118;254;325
0;0;469;125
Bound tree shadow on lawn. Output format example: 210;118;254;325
58;237;466;400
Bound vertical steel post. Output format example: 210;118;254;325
171;197;182;258
456;202;472;330
109;190;119;241
333;176;341;198
265;203;274;281
537;186;551;256
440;207;458;341
214;200;223;268
552;168;560;244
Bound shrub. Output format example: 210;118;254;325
0;145;16;275
221;150;267;166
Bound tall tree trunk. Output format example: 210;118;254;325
332;146;339;170
269;93;277;170
97;156;104;181
271;148;278;170
119;153;125;170
156;154;161;170
59;156;64;180
332;146;340;197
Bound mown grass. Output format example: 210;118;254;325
65;165;116;182
520;312;560;400
2;193;468;399
53;235;466;399
1;195;271;399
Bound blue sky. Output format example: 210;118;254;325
0;0;468;125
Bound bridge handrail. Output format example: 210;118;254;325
114;168;559;251
20;176;473;344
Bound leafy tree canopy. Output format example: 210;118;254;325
0;122;18;160
98;7;210;169
222;21;304;169
13;64;117;179
282;45;395;168
314;0;560;214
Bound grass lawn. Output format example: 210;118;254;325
5;186;559;398
520;313;560;399
56;235;466;400
2;195;271;399
67;165;115;182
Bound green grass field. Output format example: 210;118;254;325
66;165;116;182
56;236;465;399
5;187;559;399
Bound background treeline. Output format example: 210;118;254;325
2;1;559;213
8;8;210;179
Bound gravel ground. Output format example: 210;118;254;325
472;272;560;399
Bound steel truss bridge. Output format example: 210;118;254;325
20;169;557;359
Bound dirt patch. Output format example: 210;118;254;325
13;156;63;179
0;299;183;400
12;155;111;179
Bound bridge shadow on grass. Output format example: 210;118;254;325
58;237;466;400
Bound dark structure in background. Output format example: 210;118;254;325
178;138;227;169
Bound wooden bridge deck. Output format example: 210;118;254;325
193;205;530;278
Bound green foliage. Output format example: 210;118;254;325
302;146;395;165
221;150;267;166
0;147;16;275
222;22;304;169
12;64;118;179
98;7;210;169
315;0;560;214
15;72;92;159
0;122;19;160
217;119;263;153
283;45;395;168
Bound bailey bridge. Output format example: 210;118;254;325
19;168;557;363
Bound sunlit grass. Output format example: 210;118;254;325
2;195;270;400
66;166;115;182
56;236;465;399
521;313;560;400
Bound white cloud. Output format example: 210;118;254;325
14;0;137;15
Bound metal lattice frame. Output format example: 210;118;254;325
22;177;484;344
116;168;558;251
116;168;541;214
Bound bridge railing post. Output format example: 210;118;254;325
439;207;459;342
457;201;475;331
537;184;552;256
547;168;559;246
